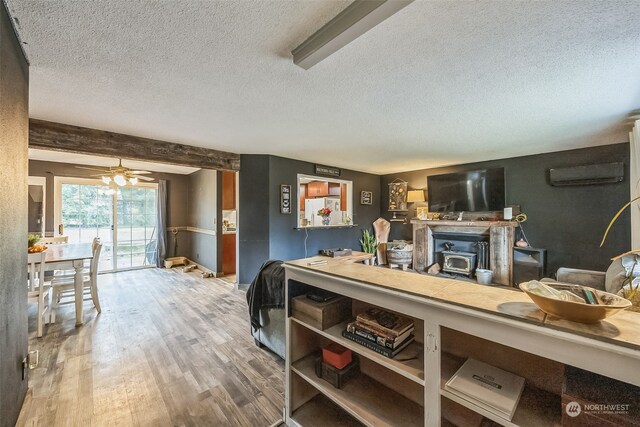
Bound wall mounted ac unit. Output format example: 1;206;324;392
549;162;624;186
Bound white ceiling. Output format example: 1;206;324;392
28;148;200;175
7;1;640;174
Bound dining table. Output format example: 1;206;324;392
41;243;94;326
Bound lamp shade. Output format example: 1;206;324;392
407;190;425;203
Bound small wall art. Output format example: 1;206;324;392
281;184;292;214
360;190;373;205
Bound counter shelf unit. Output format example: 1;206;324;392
289;317;424;384
439;329;563;427
283;259;640;427
287;285;425;427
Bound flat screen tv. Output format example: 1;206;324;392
427;168;505;212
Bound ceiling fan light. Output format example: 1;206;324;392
114;174;127;186
129;177;138;185
102;176;112;185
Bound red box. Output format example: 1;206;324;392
322;343;352;369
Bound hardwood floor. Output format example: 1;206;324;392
20;268;284;426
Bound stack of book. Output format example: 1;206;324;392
342;308;415;358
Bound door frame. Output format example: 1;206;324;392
28;176;47;235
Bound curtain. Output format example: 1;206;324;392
156;180;168;267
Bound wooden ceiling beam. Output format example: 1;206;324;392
29;119;240;171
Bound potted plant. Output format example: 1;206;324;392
28;234;40;248
360;229;378;265
317;207;332;226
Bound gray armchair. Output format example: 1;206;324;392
553;267;606;291
544;256;637;295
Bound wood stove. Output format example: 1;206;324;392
411;219;518;286
442;250;477;276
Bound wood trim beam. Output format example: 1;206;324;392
29;119;240;171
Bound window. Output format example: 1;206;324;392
297;174;353;228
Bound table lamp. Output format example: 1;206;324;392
407;190;426;219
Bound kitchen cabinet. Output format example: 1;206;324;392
328;182;341;196
222;171;236;210
300;184;307;211
307;181;329;197
222;233;236;274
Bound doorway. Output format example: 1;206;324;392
54;177;158;272
28;176;46;235
221;170;238;284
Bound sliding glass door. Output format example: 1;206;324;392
56;177;157;272
116;186;157;269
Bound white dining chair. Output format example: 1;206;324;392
39;236;69;244
53;237;101;279
27;250;51;337
50;243;102;323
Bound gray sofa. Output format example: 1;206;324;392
249;279;307;359
548;267;606;290
251;308;286;359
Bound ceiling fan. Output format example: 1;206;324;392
75;159;154;186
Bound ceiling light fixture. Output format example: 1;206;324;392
76;159;154;187
113;174;127;187
291;0;414;70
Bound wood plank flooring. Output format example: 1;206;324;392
19;268;284;426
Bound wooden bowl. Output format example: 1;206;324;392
519;281;632;323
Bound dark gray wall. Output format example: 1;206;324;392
187;169;218;271
27;159;192;259
380;143;631;274
238;154;381;284
239;155;270;284
0;2;29;424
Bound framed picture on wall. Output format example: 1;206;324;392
388;179;408;212
360;190;373;205
281;184;292;214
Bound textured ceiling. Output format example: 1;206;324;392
28;149;199;175
7;1;640;174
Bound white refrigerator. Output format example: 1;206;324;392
305;197;342;226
